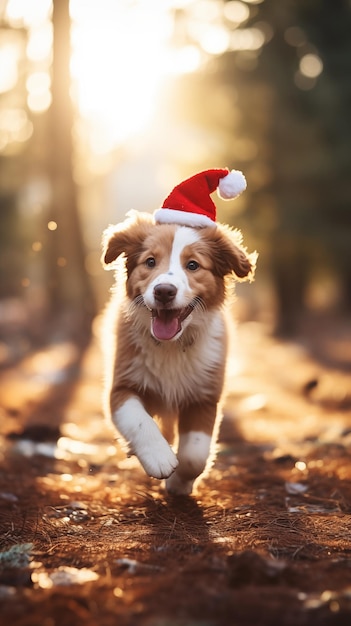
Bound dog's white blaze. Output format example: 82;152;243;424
144;226;200;309
113;398;178;479
167;226;200;276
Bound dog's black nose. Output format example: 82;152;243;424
154;283;177;305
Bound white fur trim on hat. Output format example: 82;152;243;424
154;208;216;228
218;169;247;200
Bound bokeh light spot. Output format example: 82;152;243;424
299;53;323;78
223;1;250;25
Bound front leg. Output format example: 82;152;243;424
112;396;178;479
166;401;218;495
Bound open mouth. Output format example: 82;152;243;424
151;305;193;341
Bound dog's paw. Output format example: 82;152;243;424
165;472;195;496
137;442;179;479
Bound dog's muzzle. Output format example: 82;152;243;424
151;283;192;341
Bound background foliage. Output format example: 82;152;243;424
0;0;350;360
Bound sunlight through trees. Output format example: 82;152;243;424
0;0;350;352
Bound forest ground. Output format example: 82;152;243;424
0;313;351;626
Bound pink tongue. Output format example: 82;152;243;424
152;312;180;340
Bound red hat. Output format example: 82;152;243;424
154;168;246;228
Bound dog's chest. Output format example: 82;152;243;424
127;313;226;407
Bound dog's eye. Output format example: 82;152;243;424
186;260;200;271
145;257;156;268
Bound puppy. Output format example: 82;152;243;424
101;169;256;495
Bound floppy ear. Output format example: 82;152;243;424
102;211;153;270
203;225;257;281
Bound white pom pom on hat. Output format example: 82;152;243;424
154;168;246;228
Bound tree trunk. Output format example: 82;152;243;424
47;0;95;343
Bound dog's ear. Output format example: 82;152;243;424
102;212;153;269
102;227;130;266
202;225;257;281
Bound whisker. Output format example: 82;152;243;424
127;295;147;317
134;295;145;307
190;296;207;313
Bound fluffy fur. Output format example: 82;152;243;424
102;210;256;495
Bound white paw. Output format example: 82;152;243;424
165;472;195;496
113;399;179;479
137;441;178;479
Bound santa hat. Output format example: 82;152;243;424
154;168;246;228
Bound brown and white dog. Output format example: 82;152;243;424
101;169;256;495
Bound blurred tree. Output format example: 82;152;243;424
0;193;21;298
46;0;95;343
261;0;351;333
303;0;351;310
0;0;95;352
252;0;325;335
0;21;28;303
215;0;351;334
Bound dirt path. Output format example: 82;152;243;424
0;320;351;625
